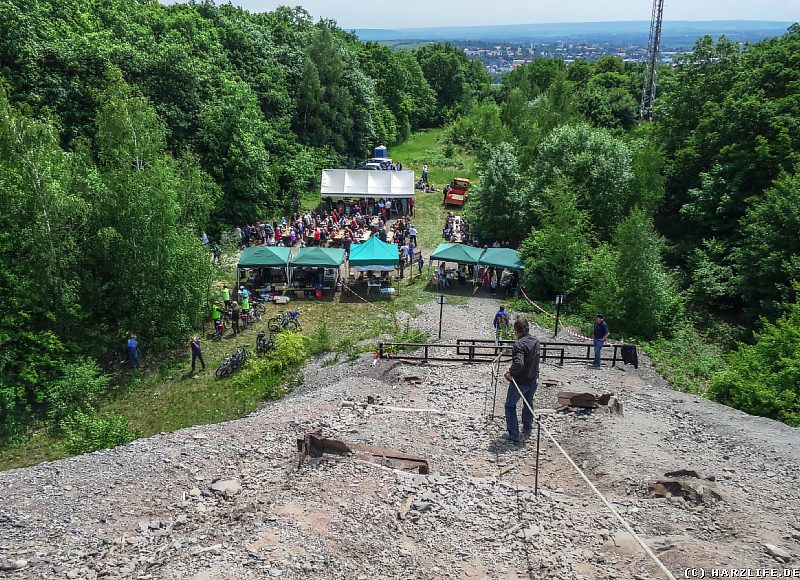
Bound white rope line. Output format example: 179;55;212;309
519;289;593;342
367;403;475;418
506;371;677;580
341;281;381;308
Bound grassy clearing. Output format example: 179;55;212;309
0;129;478;471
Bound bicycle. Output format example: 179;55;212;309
211;319;227;341
215;346;251;378
240;306;261;328
267;310;301;333
252;300;267;320
256;331;276;355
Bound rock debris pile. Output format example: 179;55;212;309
1;297;798;578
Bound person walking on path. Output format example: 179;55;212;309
593;314;610;368
190;337;206;373
126;334;140;369
409;224;417;245
493;305;510;342
503;318;540;443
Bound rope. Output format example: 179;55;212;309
503;368;677;580
341;281;381;308
518;289;593;342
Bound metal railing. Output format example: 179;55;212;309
379;339;628;366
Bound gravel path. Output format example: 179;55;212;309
1;296;798;578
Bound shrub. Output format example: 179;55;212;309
308;319;334;355
230;333;307;400
43;359;109;422
643;325;726;396
709;292;800;427
61;411;140;454
390;319;427;352
336;337;362;361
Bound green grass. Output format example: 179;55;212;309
0;129;478;471
390;128;478;253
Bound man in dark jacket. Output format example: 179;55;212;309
593;314;610;368
503;318;540;443
190;337;206;373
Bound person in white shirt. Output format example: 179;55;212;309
409;225;417;244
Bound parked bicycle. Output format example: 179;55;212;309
256;330;276;355
211;318;227;341
240;304;263;328
251;300;266;320
215;346;251;378
267;310;301;333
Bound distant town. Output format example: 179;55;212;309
458;40;677;75
357;20;795;76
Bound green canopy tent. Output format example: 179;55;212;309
289;247;346;290
236;246;292;291
428;243;486;286
348;236;399;271
478;248;525;271
428;243;485;271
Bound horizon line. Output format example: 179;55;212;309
353;19;797;31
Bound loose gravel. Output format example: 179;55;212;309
1;296;798;578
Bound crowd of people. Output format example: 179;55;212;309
228;199;417;254
442;212;471;243
434;261;520;296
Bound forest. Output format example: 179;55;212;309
457;28;800;427
0;1;490;443
0;0;797;451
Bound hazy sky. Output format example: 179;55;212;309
180;1;799;28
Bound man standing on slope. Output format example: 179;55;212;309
593;314;610;368
126;334;140;369
503;318;540;444
189;337;206;373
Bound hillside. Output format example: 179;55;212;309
0;297;797;578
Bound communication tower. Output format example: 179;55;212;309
640;0;665;120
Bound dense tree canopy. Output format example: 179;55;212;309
1;0;798;436
0;0;469;438
460;25;799;425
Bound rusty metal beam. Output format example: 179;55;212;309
297;429;429;474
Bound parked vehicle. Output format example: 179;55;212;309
256;331;276;355
444;177;471;207
267;310;301;333
215;346;251;378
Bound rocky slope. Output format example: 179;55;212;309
1;296;798;579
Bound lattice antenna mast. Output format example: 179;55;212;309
640;0;665;120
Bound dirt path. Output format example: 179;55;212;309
1;297;798;578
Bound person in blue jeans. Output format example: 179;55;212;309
504;318;540;443
593;314;610;368
126;334;140;369
190;337;206;373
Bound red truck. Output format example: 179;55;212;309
444;177;471;207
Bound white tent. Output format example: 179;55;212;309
321;169;415;199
